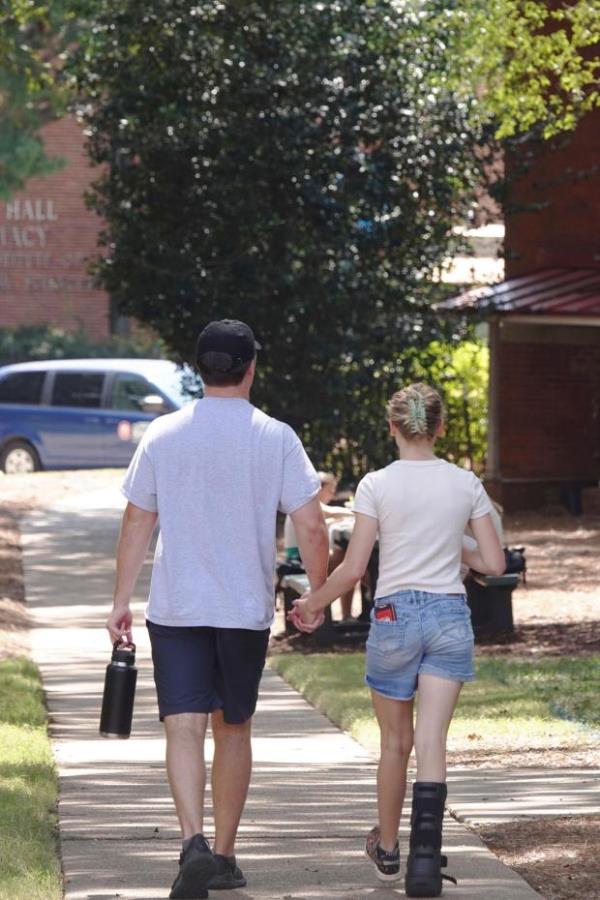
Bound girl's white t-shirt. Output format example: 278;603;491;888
353;458;493;598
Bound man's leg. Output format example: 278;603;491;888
210;626;269;862
164;712;209;839
211;710;252;856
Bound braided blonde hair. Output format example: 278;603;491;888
386;383;443;441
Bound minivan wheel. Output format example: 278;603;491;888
0;440;41;474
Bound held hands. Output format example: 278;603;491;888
106;603;133;645
287;593;325;634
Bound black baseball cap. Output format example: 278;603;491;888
195;319;261;373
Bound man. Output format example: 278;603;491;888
107;319;329;899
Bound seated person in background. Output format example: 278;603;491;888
284;472;358;620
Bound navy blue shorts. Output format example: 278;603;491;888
146;620;270;724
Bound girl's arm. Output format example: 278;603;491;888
462;513;505;576
293;513;378;624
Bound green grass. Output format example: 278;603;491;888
0;657;61;900
270;653;600;755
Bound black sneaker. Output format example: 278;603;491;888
207;853;247;890
169;833;217;899
366;825;401;882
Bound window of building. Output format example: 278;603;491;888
110;374;153;411
0;371;46;405
51;372;104;408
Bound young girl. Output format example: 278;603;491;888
292;383;504;897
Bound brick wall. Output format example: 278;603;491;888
504;112;600;276
497;99;600;510
488;321;600;509
0;116;110;339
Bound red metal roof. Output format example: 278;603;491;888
439;268;600;317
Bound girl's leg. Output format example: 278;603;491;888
371;689;414;851
405;675;462;897
413;674;462;781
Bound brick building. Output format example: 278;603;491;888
0;116;111;339
444;112;600;511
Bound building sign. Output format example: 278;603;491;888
0;197;95;292
0;117;110;338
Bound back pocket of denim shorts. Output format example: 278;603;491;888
367;616;408;654
435;601;473;642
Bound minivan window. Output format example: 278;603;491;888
110;373;154;411
162;369;202;407
0;371;45;405
51;372;104;408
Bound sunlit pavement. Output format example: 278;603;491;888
23;491;542;899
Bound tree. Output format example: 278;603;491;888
0;0;92;199
436;0;600;139
3;1;598;199
73;0;480;475
0;1;87;198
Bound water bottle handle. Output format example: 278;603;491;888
113;638;136;653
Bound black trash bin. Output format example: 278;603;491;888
465;573;520;636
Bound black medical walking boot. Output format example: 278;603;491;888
405;781;457;897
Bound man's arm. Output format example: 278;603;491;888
106;501;158;644
289;497;329;592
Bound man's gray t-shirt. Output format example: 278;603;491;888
122;397;320;630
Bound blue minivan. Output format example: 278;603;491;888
0;359;200;473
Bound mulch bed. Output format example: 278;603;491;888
0;506;29;659
480;816;600;900
271;619;600;657
475;620;600;656
0;506;24;602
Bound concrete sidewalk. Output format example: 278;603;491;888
23;490;546;900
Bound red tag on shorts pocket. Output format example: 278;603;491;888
374;604;396;622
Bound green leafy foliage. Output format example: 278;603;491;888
436;0;600;138
0;1;94;197
2;1;598;199
412;339;489;472
313;337;490;478
0;323;167;364
73;0;482;476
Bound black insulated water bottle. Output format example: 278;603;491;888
99;641;137;739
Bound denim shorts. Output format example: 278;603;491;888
365;590;475;701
